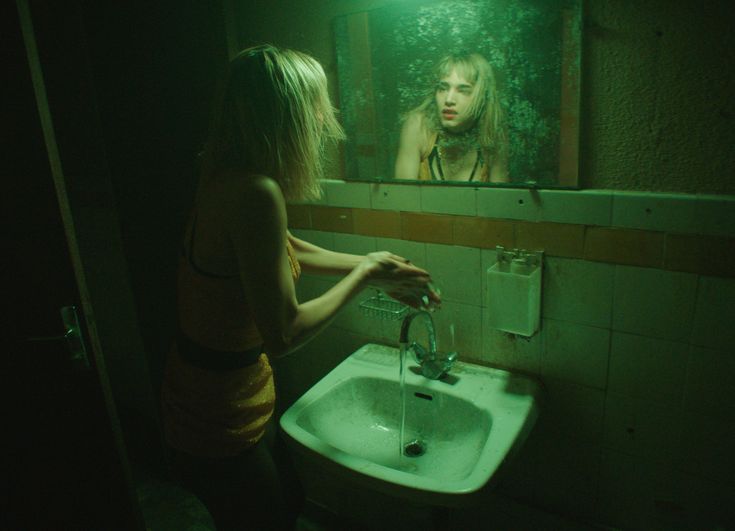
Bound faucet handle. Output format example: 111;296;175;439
410;341;428;364
442;351;458;372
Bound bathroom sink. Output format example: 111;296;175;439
280;343;540;503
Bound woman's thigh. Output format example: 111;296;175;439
171;439;294;530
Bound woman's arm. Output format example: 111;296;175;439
287;232;362;276
227;175;434;358
393;112;426;180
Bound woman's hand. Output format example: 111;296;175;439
358;252;441;310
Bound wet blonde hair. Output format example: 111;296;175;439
200;44;344;201
414;53;507;164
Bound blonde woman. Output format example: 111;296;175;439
395;53;509;182
161;44;440;530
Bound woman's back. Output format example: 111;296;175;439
162;172;300;457
178;174;261;352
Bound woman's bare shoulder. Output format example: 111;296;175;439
402;110;427;133
211;172;284;213
400;111;433;154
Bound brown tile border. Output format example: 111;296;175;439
401;212;454;245
353;209;401;239
286;205;734;278
454;216;514;249
286;204;311;229
310;206;353;233
665;233;735;278
516;221;585;258
584;227;664;268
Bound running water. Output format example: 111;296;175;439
398;342;408;462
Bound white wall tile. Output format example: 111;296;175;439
291;229;334;251
537;189;613;226
369;183;421;211
425;243;482;305
323;180;371;208
682;345;735;418
431;301;482;359
612;266;698;341
671;472;735;529
476;187;541;221
611;191;698;233
295;274;334;303
608;332;688;402
602;392;684;461
508;432;601;522
515;326;545;374
542;258;614;328
331;233;376;255
534;377;605;445
332;294;377;336
696;194;735;237
598;450;681;531
375;237;427;269
289;195;327;206
690;276;735;351
480;317;532;370
542;319;610;389
480;248;500;306
677;413;735;486
420;186;477;215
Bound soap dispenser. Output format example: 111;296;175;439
486;246;543;337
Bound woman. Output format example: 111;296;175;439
394;52;508;183
161;44;440;530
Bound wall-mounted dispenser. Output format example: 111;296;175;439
486;246;543;337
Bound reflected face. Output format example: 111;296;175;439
435;68;477;134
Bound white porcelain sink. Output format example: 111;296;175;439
280;343;540;502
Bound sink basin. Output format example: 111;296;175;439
280;343;540;502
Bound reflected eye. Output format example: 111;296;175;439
436;83;449;92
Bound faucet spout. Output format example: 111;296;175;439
399;310;436;353
399;311;456;380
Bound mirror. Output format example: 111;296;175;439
334;0;581;188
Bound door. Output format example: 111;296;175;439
2;1;143;529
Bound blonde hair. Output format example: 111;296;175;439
200;44;344;201
412;53;507;175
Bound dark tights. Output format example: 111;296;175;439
168;422;303;530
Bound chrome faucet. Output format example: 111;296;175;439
399;311;458;380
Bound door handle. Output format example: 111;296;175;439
26;305;90;368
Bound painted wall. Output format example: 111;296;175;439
233;0;735;194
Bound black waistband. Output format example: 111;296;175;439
177;331;263;371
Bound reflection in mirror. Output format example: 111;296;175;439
394;53;509;184
335;0;581;188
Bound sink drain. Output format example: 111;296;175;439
403;439;426;457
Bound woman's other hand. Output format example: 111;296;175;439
358;252;442;310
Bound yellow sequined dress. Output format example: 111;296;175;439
161;224;300;458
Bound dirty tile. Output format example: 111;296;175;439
584;227;664;268
453;216;514;249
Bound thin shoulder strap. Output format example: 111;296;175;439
468;149;483;182
182;211;238;279
428;144;444;180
